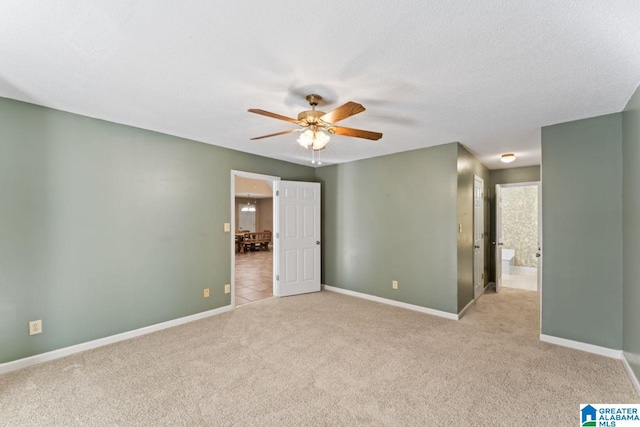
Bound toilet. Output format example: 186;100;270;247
502;249;515;275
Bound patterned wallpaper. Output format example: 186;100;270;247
501;186;538;268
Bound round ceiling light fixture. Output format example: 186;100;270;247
500;153;516;163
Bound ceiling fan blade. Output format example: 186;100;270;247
250;129;298;140
248;109;299;124
320;102;365;124
328;126;383;141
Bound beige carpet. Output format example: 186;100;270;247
1;288;637;426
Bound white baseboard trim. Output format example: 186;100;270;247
622;353;640;397
458;299;475;319
539;334;623;359
323;285;458;320
0;304;234;375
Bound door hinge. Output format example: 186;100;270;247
276;190;279;196
276;232;279;238
276;274;279;281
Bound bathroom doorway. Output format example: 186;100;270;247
495;182;541;292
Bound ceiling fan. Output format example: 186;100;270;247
248;94;383;164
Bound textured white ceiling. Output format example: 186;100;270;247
1;1;639;169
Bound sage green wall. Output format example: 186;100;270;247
541;113;623;349
622;85;640;378
315;143;459;314
0;97;314;363
456;145;490;311
489;166;540;186
488;166;541;282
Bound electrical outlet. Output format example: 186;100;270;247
392;280;398;290
224;223;230;232
224;284;230;294
29;320;42;336
204;288;210;298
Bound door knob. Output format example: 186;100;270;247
474;245;480;249
316;241;320;245
536;253;541;258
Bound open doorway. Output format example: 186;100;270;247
231;172;322;306
495;182;541;293
231;171;280;307
473;175;485;300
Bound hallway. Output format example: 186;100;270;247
502;266;538;291
235;249;273;306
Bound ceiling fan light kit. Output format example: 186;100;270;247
297;128;330;150
249;93;382;164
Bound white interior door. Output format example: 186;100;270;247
495;184;503;293
274;180;321;297
473;176;485;299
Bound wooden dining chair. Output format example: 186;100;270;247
242;232;255;252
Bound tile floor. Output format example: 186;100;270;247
235;247;273;306
502;266;538;291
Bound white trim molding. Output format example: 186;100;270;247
622;353;640;397
323;285;459;321
538;335;640;396
0;304;233;375
539;334;623;359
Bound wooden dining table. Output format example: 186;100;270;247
235;231;271;253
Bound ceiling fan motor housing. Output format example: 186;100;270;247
297;110;326;125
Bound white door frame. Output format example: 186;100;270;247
495;184;503;293
538;181;542;331
230;170;281;308
494;180;542;328
473;175;485;300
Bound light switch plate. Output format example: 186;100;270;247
204;288;210;298
224;284;230;294
392;280;398;289
224;223;231;232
